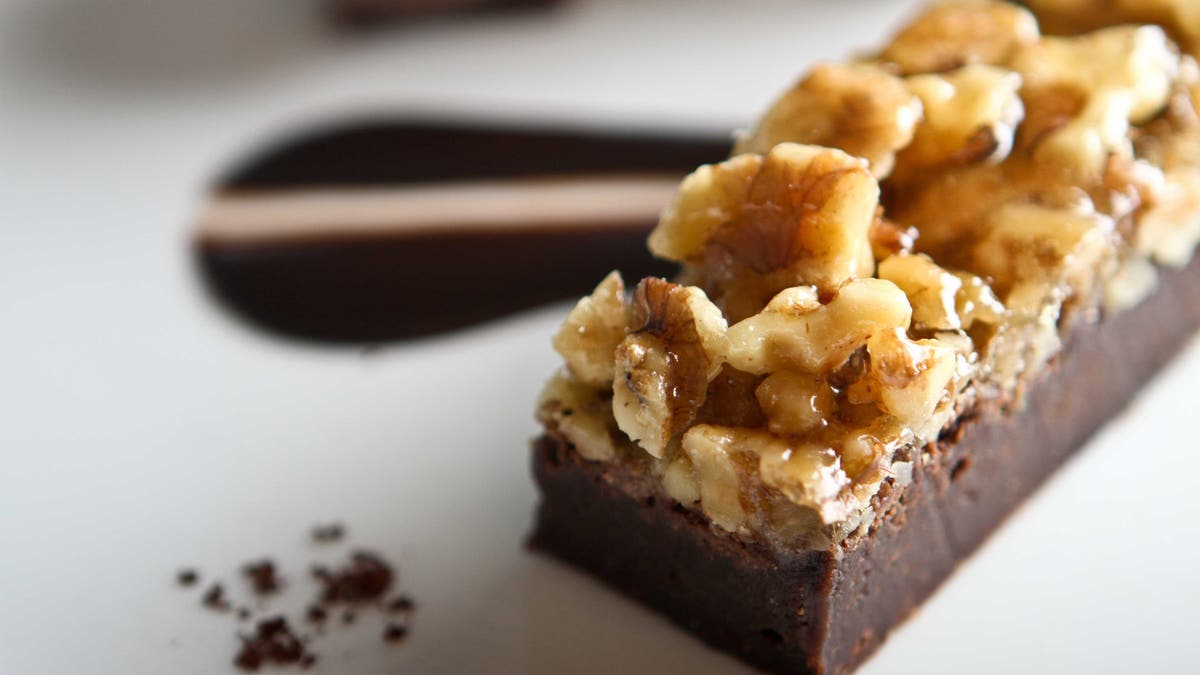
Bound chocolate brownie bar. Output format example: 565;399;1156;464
531;2;1200;673
533;251;1200;674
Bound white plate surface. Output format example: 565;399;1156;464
1;1;1197;673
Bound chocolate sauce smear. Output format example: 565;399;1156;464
327;0;560;29
194;118;729;343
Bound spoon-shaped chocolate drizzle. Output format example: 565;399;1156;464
194;118;730;342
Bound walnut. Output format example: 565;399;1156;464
1134;57;1200;173
893;64;1025;178
755;433;852;524
647;154;762;265
858;328;959;435
1011;26;1178;176
1135;168;1200;266
755;371;836;437
551;271;627;388
972;201;1117;296
877;253;964;331
680;425;751;531
612;279;727;458
1024;0;1200;60
695;364;767;429
1097;155;1167;230
1104;255;1159;312
869;215;918;261
952;271;1007;328
650;144;879;320
987;281;1066;383
878;0;1039;75
733;64;922;178
724;278;912;375
1119;1;1200;59
537;373;618;462
662;455;701;506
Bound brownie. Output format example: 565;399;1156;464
531;252;1200;674
529;7;1200;671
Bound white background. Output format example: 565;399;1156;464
1;1;1197;672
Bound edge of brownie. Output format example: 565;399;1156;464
530;252;1200;675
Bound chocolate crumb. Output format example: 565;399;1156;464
311;523;345;543
387;595;415;613
202;583;230;611
176;530;413;667
177;569;199;587
242;559;281;595
305;605;327;624
313;551;393;604
383;622;409;643
234;616;314;672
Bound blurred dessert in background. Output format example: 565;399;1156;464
328;0;561;28
194;119;729;341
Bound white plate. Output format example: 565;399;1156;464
2;1;1197;672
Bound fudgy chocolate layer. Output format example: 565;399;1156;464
530;253;1200;674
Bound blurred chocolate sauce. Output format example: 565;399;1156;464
194;119;730;343
327;0;562;29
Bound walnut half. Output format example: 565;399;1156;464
877;0;1039;75
734;64;922;179
650;144;880;320
611;279;727;458
552;271;628;388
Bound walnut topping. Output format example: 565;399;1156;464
724;279;912;375
646;154;762;266
537;374;618;462
680;425;752;531
538;4;1200;553
877;253;964;331
684;425;853;529
662;455;701;506
612;279;727;458
878;0;1039;75
972;201;1116;296
894;64;1025;177
755;371;835;437
1011;26;1177;175
1135;169;1200;266
650;144;879;321
1024;0;1200;61
869;215;918;260
757;435;851;524
552;271;627;388
733;65;922;178
861;329;958;434
953;271;1007;329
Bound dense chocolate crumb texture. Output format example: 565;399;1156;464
243;559;283;595
176;538;412;669
177;569;199;587
539;0;1200;553
312;550;394;604
234;616;315;672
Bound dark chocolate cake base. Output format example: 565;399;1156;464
530;253;1200;675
